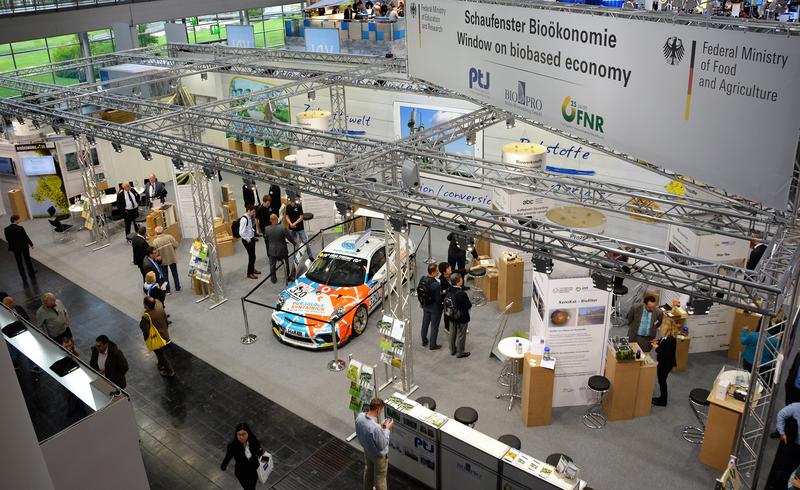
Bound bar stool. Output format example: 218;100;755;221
611;284;628;327
545;453;573;467
499;434;521;450
416;396;436;410
582;375;610;429
497;362;512;387
454;406;478;428
682;388;711;444
467;266;487;307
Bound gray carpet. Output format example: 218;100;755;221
10;200;784;490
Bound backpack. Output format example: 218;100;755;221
416;276;435;307
443;289;463;322
231;216;244;238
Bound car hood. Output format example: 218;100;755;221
275;278;365;322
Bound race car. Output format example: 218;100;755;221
272;231;413;349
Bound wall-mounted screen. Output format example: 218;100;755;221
64;149;100;172
0;156;14;176
22;156;56;176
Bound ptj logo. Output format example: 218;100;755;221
468;68;490;90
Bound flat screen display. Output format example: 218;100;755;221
0;156;14;176
305;28;340;53
22;156;56;176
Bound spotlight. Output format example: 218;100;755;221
532;256;554;274
52;125;61;135
401;158;419;190
506;118;515;129
16;116;24;125
71;132;80;141
169;79;178;89
202;166;215;179
171;157;184;170
32;119;40;129
590;272;614;292
286;189;300;203
200;72;208;81
389;216;407;232
132;86;141;97
140;149;153;161
86;134;96;146
335;201;352;217
307;90;316;101
466;133;476;146
112;141;123;153
687;296;712;315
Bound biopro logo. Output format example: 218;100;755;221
561;96;604;134
505;81;543;113
468;67;490;90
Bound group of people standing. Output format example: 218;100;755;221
417;262;473;358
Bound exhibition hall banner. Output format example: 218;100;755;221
407;0;800;209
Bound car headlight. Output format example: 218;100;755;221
333;306;346;321
276;295;286;309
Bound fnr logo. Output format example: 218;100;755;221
504;81;543;113
468;68;490;90
561;96;605;134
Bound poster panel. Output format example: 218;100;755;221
407;0;800;208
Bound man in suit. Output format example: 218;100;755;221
130;225;148;269
116;182;140;237
141;246;169;289
263;214;296;284
626;295;663;352
746;239;768;270
143;173;167;207
446;273;472;359
90;335;129;389
4;214;35;284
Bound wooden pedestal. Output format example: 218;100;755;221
603;344;657;421
675;336;691;372
521;353;554;426
8;188;29;221
700;381;744;471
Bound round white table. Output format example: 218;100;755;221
496;337;531;411
68;203;83;214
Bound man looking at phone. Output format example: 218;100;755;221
355;398;393;490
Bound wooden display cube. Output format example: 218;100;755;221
728;309;762;360
477;269;498;302
475;234;491;257
193;276;210;295
271;146;290;161
257;145;270;158
603;346;642;421
521;353;554;426
497;253;524;313
242;141;258;154
216;237;235;257
634;359;658;418
227;139;243;152
7;188;29;221
221;184;232;203
675;336;691;372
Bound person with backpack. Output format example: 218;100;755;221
438;262;452;334
444;273;472;358
417;263;443;350
236;205;261;280
446;224;478;278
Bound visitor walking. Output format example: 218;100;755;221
221;422;264;490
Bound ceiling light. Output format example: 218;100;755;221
140;149;153;161
506;118;515;129
171;157;184;170
532;256;553;274
16;116;24;125
31;119;40;129
202;167;216;179
132;86;141;97
687;297;712;315
307;91;316;101
466;133;476;146
200;72;208;81
112;141;123;153
169;79;178;89
52;125;61;135
86;134;96;146
590;272;613;292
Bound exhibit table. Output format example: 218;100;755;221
700;369;758;470
385;396;447;488
497;337;531;410
521;352;555;426
603;344;657;421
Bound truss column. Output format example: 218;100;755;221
329;85;348;134
182;124;226;306
733;262;800;487
386;220;415;393
76;135;109;250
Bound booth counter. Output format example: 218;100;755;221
603;344;657;421
700;368;756;470
521;352;555;427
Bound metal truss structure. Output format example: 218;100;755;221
76;134;110;251
383;222;417;394
0;38;798;488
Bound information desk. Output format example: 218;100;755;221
700;369;758;470
603;344;657;421
385;395;448;488
440;418;509;490
521;352;555;426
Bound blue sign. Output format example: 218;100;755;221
305;28;340;53
227;25;255;48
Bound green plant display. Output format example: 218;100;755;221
615;349;636;361
511;330;528;339
32;175;68;213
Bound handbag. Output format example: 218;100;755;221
256;450;273;484
144;312;167;351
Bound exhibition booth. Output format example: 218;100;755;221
1;2;798;486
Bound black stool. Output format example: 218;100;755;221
454;406;478;428
611;284;628;327
467;266;487;307
498;434;521;450
416;396;436;410
545;453;573;467
582;375;610;429
682;388;711;444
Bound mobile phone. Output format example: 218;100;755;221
384;417;393;425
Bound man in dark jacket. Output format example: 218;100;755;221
263;214;296;284
626;295;663;352
143;173;167;207
141;246;168;287
4;214;35;283
116;182;140;236
418;263;442;350
446;225;478;277
445;273;472;358
90;335;129;389
130;225;149;268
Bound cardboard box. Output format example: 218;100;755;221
193;276;209;295
227;139;243;152
728;309;762;360
98;109;136;124
216;237;235;257
271;146;290;161
675;336;691;372
497;253;524;313
221;184;232;203
7;188;29;221
633;359;658;418
477;269;498;302
257;145;270;157
213;217;230;236
242;141;258;154
475;235;491;257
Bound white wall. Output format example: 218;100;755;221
95;138;173;191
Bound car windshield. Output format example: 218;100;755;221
305;253;367;287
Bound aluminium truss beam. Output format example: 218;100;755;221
0;98;790;314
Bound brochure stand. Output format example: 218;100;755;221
345;356;379;442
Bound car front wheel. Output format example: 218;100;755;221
352;305;368;336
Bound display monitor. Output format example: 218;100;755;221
22;156;56;176
305;28;340;53
0;156;14;176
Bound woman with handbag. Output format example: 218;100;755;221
139;296;174;377
221;422;264;490
651;320;678;406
